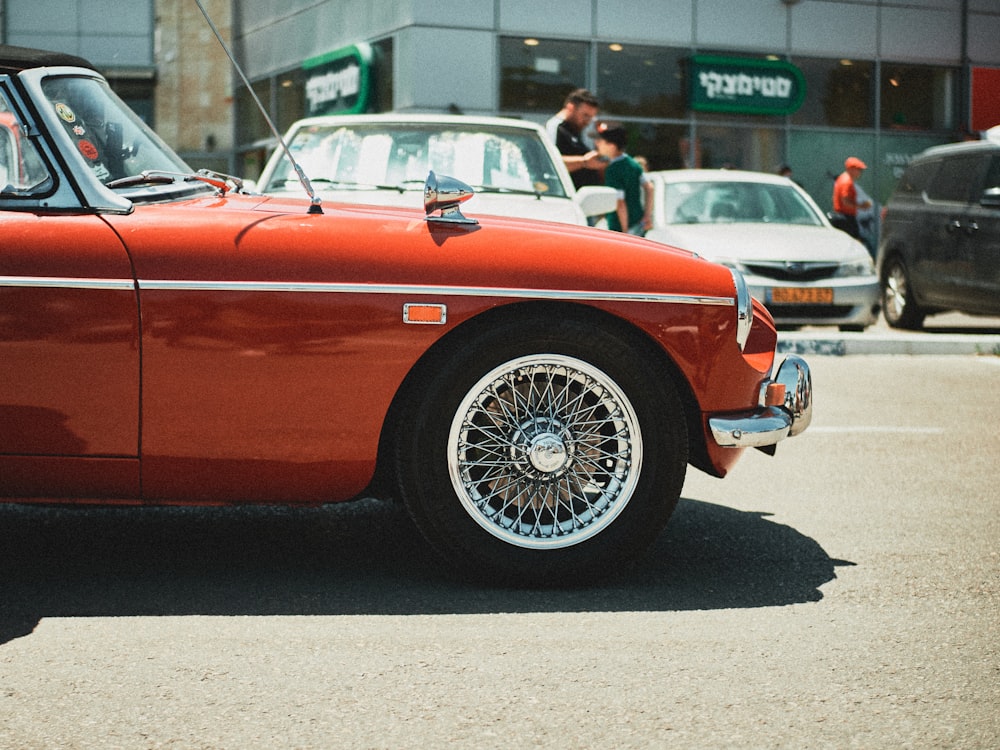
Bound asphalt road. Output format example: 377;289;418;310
1;354;998;749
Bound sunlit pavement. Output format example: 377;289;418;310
779;312;1000;356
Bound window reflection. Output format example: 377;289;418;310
499;37;589;113
596;44;686;118
792;57;875;128
0;88;52;195
881;64;957;131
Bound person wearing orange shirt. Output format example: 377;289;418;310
832;156;872;239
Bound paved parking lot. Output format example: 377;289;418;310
1;354;997;748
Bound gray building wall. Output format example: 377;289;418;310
3;0;155;71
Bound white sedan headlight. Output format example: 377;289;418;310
834;257;876;278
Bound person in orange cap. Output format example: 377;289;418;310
831;156;873;239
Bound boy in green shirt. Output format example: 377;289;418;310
593;121;653;235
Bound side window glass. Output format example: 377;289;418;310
895;160;938;197
980;154;1000;208
926;155;981;203
982;155;1000;193
0;86;53;196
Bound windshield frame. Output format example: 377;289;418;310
16;66;212;210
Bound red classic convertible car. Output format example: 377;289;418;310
0;46;812;583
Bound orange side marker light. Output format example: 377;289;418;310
403;303;447;325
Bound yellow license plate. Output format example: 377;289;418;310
770;287;834;304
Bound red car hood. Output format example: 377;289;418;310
107;193;726;299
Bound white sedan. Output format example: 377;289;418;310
254;113;616;226
644;169;880;330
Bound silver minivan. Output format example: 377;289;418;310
877;134;1000;329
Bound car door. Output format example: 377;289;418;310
916;153;986;309
0;86;140;501
959;152;1000;314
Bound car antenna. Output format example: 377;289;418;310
194;0;323;215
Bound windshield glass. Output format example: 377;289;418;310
263;122;568;198
662;180;824;226
40;75;189;185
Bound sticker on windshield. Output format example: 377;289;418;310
55;102;76;123
77;139;99;161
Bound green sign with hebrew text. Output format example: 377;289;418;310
689;55;806;116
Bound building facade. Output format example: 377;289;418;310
3;0;999;211
229;0;1000;210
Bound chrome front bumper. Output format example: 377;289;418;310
709;355;813;448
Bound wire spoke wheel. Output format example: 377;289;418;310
448;354;641;550
396;316;687;583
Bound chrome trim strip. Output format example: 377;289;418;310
0;276;135;290
0;276;736;308
730;269;753;351
136;278;734;306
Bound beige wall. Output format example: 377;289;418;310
154;0;233;169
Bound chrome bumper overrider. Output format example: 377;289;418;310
709;355;813;448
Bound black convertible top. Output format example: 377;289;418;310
0;44;95;76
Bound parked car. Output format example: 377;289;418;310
877;133;1000;329
254;113;617;226
0;45;812;583
644;169;880;331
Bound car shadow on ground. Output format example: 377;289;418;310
0;496;851;644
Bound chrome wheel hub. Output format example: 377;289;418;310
526;432;568;474
513;418;571;476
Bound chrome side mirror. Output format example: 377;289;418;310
424;171;478;225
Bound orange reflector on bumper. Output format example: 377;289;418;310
403;303;447;324
764;381;786;406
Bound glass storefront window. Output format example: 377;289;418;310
236;78;274;147
499;37;589;113
881;63;957;131
792;57;874;128
371;38;394;113
596;44;686;118
235;79;274;180
276;70;307;134
697;125;783;172
627;122;689;171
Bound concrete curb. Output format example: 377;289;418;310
778;332;1000;356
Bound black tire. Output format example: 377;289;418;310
882;256;925;330
394;316;688;585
